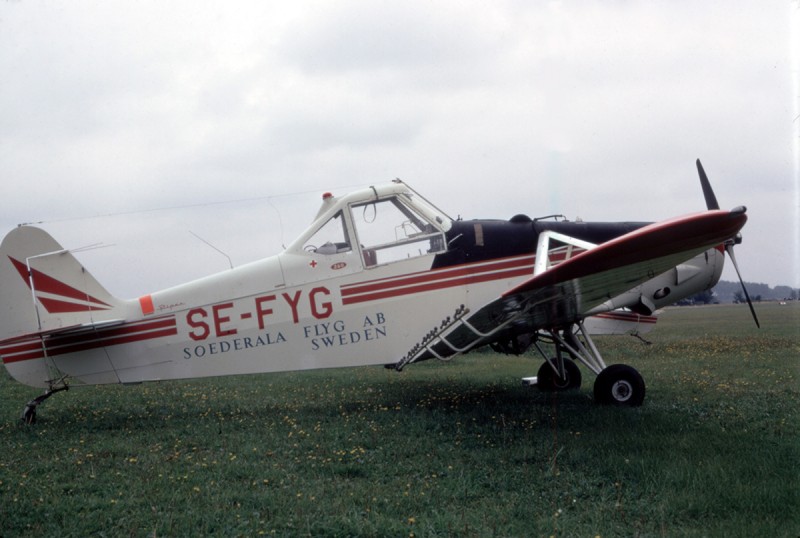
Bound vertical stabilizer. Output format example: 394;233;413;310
0;226;124;342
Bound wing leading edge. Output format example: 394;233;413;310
397;209;747;367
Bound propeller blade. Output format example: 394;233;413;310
725;243;760;328
696;159;720;210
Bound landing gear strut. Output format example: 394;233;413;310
531;322;646;407
21;385;69;425
536;357;582;391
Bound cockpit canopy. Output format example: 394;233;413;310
290;181;452;268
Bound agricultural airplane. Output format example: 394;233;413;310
1;160;757;423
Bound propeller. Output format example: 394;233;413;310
696;159;760;328
696;159;720;210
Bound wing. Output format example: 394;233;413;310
396;209;746;368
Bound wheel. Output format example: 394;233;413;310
594;364;646;406
21;406;36;425
537;358;582;391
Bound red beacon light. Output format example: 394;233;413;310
322;192;333;200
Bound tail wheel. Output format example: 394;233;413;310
594;364;645;406
537;358;582;391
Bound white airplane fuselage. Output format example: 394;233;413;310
1;182;726;389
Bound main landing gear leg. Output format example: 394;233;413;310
532;340;582;391
21;385;69;425
542;322;646;407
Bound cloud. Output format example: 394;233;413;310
0;0;796;295
281;1;507;78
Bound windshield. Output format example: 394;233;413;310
302;210;351;254
351;197;445;266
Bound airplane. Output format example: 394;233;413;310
0;160;758;424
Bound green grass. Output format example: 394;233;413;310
1;302;798;537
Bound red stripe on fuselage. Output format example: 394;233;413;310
593;311;658;324
342;256;534;296
0;316;177;364
341;255;536;305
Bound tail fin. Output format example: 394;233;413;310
0;226;124;342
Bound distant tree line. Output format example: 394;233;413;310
679;280;798;305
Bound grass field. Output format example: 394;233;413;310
1;302;798;537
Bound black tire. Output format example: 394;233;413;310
594;364;645;406
537;358;582;391
21;407;36;425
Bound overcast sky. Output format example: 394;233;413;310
2;1;798;299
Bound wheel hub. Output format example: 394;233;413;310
611;380;633;402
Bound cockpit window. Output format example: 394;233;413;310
303;211;351;254
352;197;445;266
